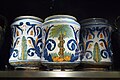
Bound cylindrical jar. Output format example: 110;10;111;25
9;16;43;69
42;15;80;69
80;18;113;70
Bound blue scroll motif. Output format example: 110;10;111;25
46;39;56;51
10;37;20;58
43;48;53;62
67;39;77;51
70;48;80;62
85;51;92;59
101;49;108;58
27;22;36;37
35;26;42;57
85;27;95;39
27;48;35;56
97;27;106;38
27;36;41;57
67;39;79;62
13;50;18;57
43;39;56;61
35;39;42;57
11;49;18;58
69;25;78;41
27;23;42;57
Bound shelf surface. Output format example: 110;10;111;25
0;71;119;78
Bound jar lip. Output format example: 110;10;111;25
80;18;108;24
45;15;77;21
14;16;43;22
43;20;80;26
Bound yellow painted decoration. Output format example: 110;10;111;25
106;42;108;47
28;40;31;44
64;56;71;61
58;57;64;62
93;42;101;62
22;46;24;60
52;56;59;62
30;30;33;35
100;43;104;47
52;55;71;62
88;43;92;49
17;41;19;45
16;30;19;36
88;34;92;39
36;37;38;44
100;33;103;38
95;47;99;62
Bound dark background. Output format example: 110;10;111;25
1;0;120;23
0;0;119;70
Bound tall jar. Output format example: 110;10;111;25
80;18;113;70
9;16;43;70
42;15;80;70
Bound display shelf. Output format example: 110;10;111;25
0;71;119;78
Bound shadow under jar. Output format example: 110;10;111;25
80;18;113;71
9;16;43;70
41;15;81;71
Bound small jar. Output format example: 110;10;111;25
42;15;80;70
80;18;113;70
9;16;43;70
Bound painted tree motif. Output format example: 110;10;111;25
93;42;101;62
19;36;27;60
49;25;73;58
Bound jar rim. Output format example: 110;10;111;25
45;15;77;21
14;16;43;22
80;18;108;24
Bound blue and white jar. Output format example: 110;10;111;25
42;15;80;65
9;16;43;69
80;18;113;66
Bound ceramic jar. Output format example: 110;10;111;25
9;16;43;69
41;15;80;69
80;18;113;70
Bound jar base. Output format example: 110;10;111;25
76;61;112;71
41;61;80;71
15;67;40;70
9;60;41;70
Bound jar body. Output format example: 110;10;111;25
9;16;43;69
42;15;80;64
80;18;113;65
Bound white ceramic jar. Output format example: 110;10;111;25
41;15;80;69
9;16;43;69
80;18;113;70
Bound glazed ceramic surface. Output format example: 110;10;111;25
80;18;113;63
42;15;80;64
9;16;43;68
